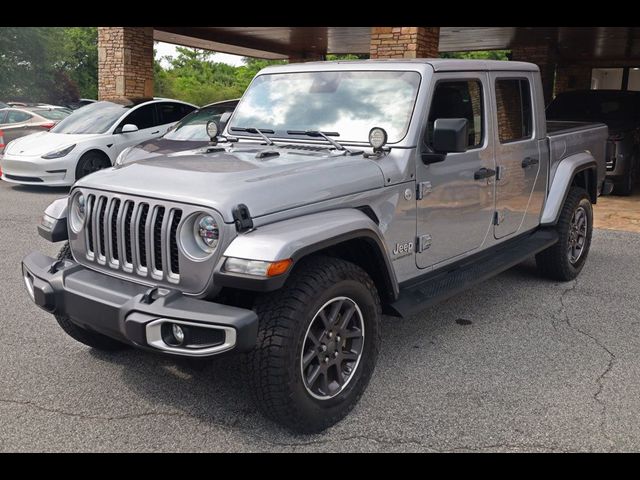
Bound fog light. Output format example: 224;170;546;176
172;324;185;344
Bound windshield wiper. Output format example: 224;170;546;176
230;127;275;146
286;130;347;152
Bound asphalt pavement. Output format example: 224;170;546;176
1;180;639;452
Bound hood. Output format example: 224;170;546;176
5;131;103;156
120;138;208;164
76;144;386;222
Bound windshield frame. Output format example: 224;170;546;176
226;68;424;146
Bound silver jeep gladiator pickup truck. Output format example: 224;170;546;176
22;59;610;433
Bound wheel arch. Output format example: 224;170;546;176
75;148;112;180
541;152;598;226
215;209;399;304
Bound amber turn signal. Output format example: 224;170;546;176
266;259;293;277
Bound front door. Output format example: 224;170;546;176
416;73;496;269
490;74;541;239
113;104;164;155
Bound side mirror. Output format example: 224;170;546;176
120;124;139;133
432;118;468;154
219;111;232;130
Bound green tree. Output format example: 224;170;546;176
0;27;98;103
153;47;286;105
440;50;510;61
56;27;98;99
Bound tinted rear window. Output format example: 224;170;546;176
547;93;640;122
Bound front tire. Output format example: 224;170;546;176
53;242;128;351
246;256;381;433
536;187;593;281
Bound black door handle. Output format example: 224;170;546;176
151;130;160;134
521;157;539;168
474;167;496;180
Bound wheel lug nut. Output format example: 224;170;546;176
324;357;329;363
336;335;341;342
334;351;338;358
320;344;327;352
328;332;333;339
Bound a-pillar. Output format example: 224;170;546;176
511;44;557;104
369;27;440;59
98;27;154;100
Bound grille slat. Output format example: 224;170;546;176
82;195;182;283
85;195;95;256
109;199;121;263
152;206;165;275
169;210;182;275
138;204;149;270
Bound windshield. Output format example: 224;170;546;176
547;93;640;123
164;104;234;141
230;70;421;143
34;109;70;120
50;101;129;134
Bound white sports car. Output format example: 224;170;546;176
0;98;196;186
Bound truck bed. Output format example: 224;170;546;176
546;120;608;190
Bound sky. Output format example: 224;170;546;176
154;42;245;67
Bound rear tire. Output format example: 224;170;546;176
53;242;128;351
75;151;111;181
536;187;593;281
245;256;381;433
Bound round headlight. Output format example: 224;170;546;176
368;127;388;151
206;120;219;140
195;214;219;253
69;192;86;233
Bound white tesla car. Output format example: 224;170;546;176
0;98;197;186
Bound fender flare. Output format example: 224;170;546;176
541;152;598;226
215;208;399;298
38;197;68;243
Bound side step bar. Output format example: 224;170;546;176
387;229;559;318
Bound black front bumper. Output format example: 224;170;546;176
21;252;258;357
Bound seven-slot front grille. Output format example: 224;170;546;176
83;193;182;282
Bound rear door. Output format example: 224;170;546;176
155;102;196;132
490;74;542;239
1;109;35;144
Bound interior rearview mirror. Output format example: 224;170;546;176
121;124;139;133
432;118;468;154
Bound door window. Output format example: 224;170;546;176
156;102;195;125
5;110;32;124
426;80;484;149
118;104;156;131
495;79;533;143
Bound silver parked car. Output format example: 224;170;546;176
0;106;71;153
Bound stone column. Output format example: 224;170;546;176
98;27;154;100
511;44;557;104
555;65;592;95
369;27;440;59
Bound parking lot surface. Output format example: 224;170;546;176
1;180;639;452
